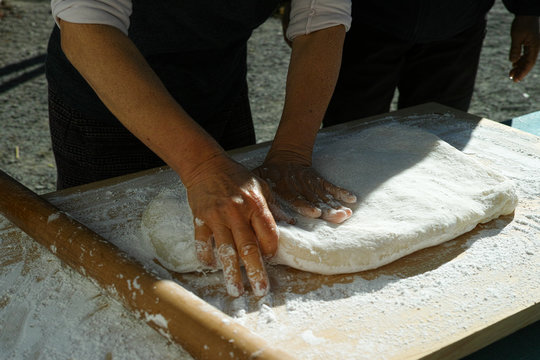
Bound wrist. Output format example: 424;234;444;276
173;149;232;189
265;147;312;167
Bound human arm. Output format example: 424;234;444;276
255;23;357;224
255;0;356;223
56;20;285;297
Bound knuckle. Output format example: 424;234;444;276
217;243;236;258
239;243;260;258
193;217;206;227
195;239;210;253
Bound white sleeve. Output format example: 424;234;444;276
51;0;132;35
286;0;352;41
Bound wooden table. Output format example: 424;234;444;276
1;104;539;359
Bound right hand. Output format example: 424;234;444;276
509;15;540;82
255;158;356;224
184;154;292;297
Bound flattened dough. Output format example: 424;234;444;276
140;124;517;274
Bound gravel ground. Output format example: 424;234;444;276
1;0;539;195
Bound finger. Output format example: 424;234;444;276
307;180;354;222
318;202;352;224
511;56;532;82
290;196;322;218
260;181;295;225
509;67;518;82
214;227;244;297
250;201;280;257
193;219;216;268
268;202;296;225
509;40;521;63
231;226;270;297
297;175;324;204
266;178;321;219
322;181;357;204
252;186;283;256
518;46;538;79
310;182;351;212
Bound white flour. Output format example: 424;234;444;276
1;114;538;359
141;124;518;276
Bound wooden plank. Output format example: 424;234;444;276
1;103;539;359
0;170;293;360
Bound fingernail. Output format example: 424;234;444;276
226;281;243;297
322;208;351;223
223;267;243;297
195;239;210;253
218;244;243;297
252;280;269;297
246;268;269;297
297;207;321;218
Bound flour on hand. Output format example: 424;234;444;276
140;124;518;275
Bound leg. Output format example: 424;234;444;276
324;22;410;127
397;20;487;111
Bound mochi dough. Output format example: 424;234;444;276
140;124;518;275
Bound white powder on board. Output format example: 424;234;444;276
1;115;538;359
300;330;326;345
47;212;60;223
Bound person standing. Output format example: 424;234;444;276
323;0;540;126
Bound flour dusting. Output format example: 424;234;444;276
1;114;538;359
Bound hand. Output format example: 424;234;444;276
509;16;540;82
185;155;291;297
254;159;357;224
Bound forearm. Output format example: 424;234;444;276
267;25;346;165
58;20;226;186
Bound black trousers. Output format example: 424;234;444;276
324;19;487;126
48;83;255;190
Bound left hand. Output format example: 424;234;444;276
254;160;357;224
185;155;293;297
509;16;540;82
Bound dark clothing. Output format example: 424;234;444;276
45;0;279;189
46;0;278;123
502;0;540;16
324;0;540;125
354;0;493;44
354;0;539;44
324;19;486;125
49;81;255;190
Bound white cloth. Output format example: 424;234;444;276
51;0;132;35
287;0;352;40
50;0;351;39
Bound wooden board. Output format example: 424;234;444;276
1;103;539;359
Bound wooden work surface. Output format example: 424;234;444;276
1;104;539;359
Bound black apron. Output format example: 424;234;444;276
45;0;279;188
46;0;279;122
